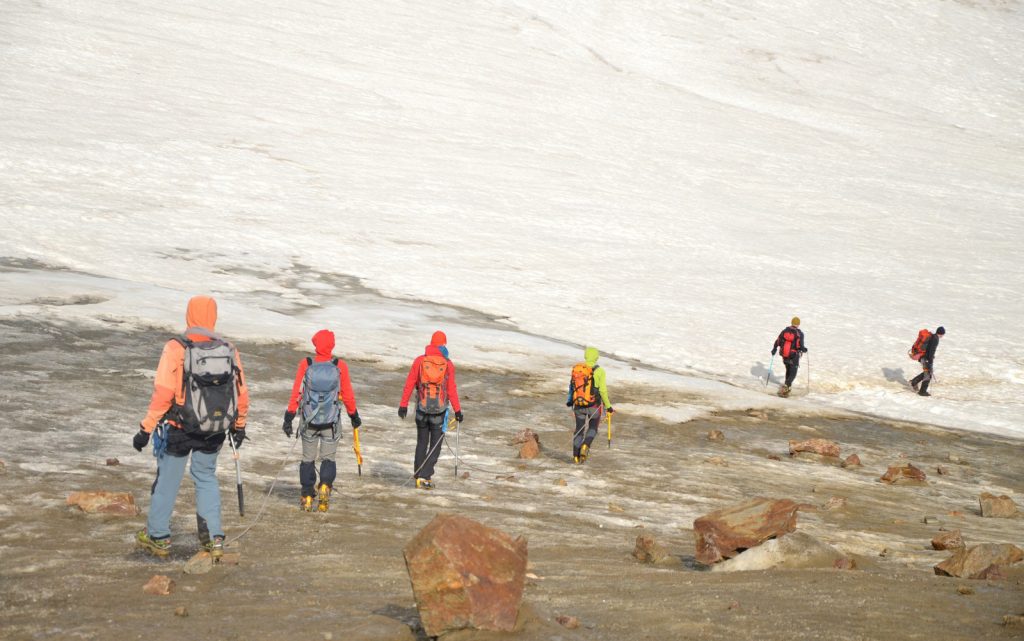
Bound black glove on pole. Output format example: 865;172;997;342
282;411;295;438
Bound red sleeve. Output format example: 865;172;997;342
337;360;357;415
400;356;422;407
286;358;309;413
446;361;461;413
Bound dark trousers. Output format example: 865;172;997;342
911;359;933;393
573;406;603;456
414;410;445;480
783;357;801;387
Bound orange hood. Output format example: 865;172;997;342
430;330;447;346
312;329;335;358
185;296;217;339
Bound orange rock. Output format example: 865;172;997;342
788;438;840;458
934;544;1024;579
880;464;927;484
841;454;862;468
633;534;667;563
518;439;540;459
142;575;175;596
693;497;799;565
931;530;965;551
66;491;138;515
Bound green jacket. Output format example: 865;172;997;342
567;347;612;409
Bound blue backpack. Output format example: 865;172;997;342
300;358;341;429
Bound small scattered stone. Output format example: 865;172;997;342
705;456;728;466
608;503;625;513
936;466;950;476
979;492;1018;518
143;575;175;596
184;551;214;575
922;516;939;524
633;534;668;563
788;438;841;458
841;454;861;468
824;496;847;511
956;585;974;596
1004;615;1024;627
555;479;567;487
947;453;962;464
105;458;120;466
556;615;580;629
727;601;740;610
880;463;927;484
767;454;782;461
707;430;725;442
932;530;965;551
833;558;857;570
174;606;188;617
461;472;470;480
879;548;890;558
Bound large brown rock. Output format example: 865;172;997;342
518;439;540;459
880;463;927;484
511;428;540;446
404;514;527;637
693;497;799;565
788;438;840;458
979;492;1018;518
934;543;1024;580
142;575;175;596
931;530;965;551
66;491;139;515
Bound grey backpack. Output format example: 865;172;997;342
172;327;239;435
301;358;341;429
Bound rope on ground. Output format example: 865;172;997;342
224;435;300;546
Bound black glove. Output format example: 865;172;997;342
398;406;408;420
229;428;247;449
282;411;295;438
566;400;573;408
607;407;615;414
454;411;464;423
349;411;361;428
800;347;808;353
771;347;777;356
132;428;150;452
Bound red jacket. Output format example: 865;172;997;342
286;330;357;416
400;345;461;413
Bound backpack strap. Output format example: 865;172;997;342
306;357;313;366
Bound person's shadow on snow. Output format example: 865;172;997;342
751;361;777;386
882;367;907;386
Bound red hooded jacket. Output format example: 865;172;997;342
287;329;357;416
400;344;461;413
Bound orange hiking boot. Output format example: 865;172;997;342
317;483;332;512
300;495;314;512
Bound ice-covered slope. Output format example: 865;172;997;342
1;0;1021;434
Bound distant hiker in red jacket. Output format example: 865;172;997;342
282;329;360;512
398;331;462;490
910;326;945;397
772;317;807;398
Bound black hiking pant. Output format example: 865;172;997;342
414;410;445;480
911;358;933;393
783;356;801;388
573;406;603;457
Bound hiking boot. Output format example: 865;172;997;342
136;529;171;558
300;495;314;512
778;385;791;398
918;391;931;397
579;443;589;463
203;535;225;560
317;483;332;512
911;380;920;392
415;478;434;490
573;455;581;465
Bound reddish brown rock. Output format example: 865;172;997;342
404;514;527;637
934;543;1024;580
707;429;725;442
841;454;861;468
511;428;539;446
66;491;139;515
766;454;782;461
633;534;668;564
142;575;175;596
880;463;927;484
556;615;580;629
105;458;120;466
788;438;841;458
518;439;540;459
833;558;857;570
979;492;1018;518
693;497;799;565
931;530;965;551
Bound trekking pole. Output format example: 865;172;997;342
449;413;460;477
352;427;363;476
806;353;811;394
227;431;244;517
764;354;775;389
606;411;612;448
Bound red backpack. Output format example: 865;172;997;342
779;328;800;358
909;329;931;361
417;354;449;413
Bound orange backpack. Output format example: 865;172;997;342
417;354;449;413
909;329;931;361
570;363;597;408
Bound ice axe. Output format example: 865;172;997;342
606;410;613;448
352;427;363;476
226;429;244;517
764;353;775;389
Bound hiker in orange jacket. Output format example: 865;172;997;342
282;329;360;512
398;331;462;489
132;296;249;558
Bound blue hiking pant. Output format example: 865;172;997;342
147;449;222;542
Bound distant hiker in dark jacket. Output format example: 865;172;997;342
398;331;462;490
282;329;360;512
772;317;807;398
911;326;945;397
